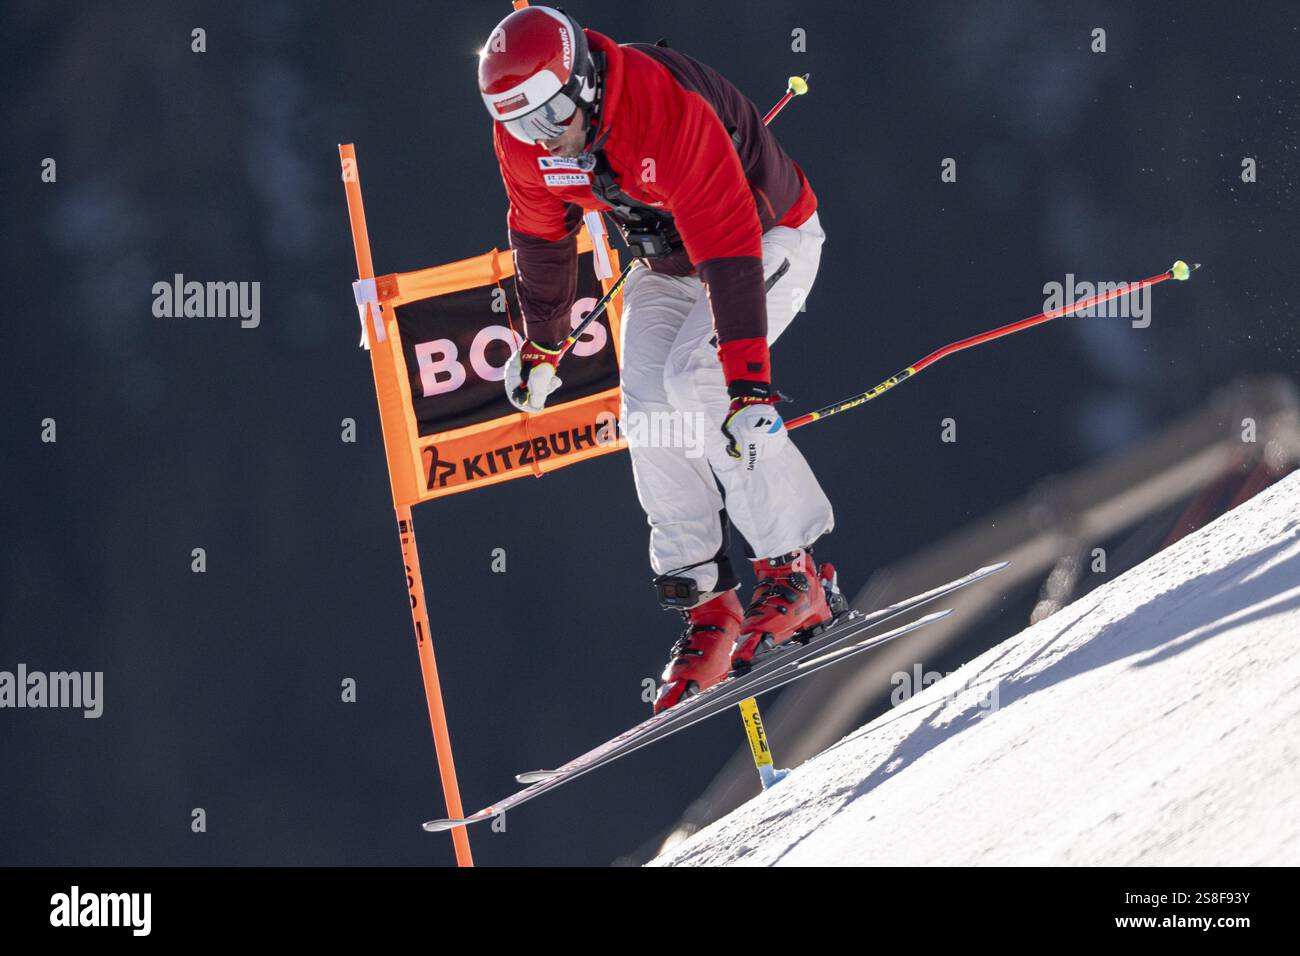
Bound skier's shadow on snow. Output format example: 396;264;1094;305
767;531;1300;864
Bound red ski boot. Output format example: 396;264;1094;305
654;589;744;714
731;549;844;673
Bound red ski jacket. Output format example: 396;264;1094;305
492;30;817;385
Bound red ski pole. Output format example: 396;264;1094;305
786;261;1201;431
762;73;809;125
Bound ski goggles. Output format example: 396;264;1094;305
498;90;581;145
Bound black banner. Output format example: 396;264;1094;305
394;251;619;436
0;866;1283;941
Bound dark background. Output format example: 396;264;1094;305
1;0;1296;866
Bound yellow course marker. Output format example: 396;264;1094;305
739;697;790;789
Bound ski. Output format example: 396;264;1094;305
515;608;957;794
517;560;1008;778
423;561;1007;832
523;559;1009;777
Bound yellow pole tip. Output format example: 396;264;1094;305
1171;260;1190;281
788;75;809;96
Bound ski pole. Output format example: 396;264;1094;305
559;257;633;352
786;260;1201;431
560;74;813;351
762;73;809;125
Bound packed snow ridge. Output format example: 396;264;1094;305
651;472;1300;866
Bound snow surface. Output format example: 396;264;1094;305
650;472;1300;866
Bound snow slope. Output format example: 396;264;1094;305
651;472;1300;866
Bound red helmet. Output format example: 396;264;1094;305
478;6;597;144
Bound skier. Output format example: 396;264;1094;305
478;6;839;711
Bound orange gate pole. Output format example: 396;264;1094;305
338;142;474;867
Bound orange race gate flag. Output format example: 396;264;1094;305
338;141;627;866
351;193;628;508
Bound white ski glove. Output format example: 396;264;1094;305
721;381;788;471
505;339;564;413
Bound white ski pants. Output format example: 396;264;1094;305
619;211;834;595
